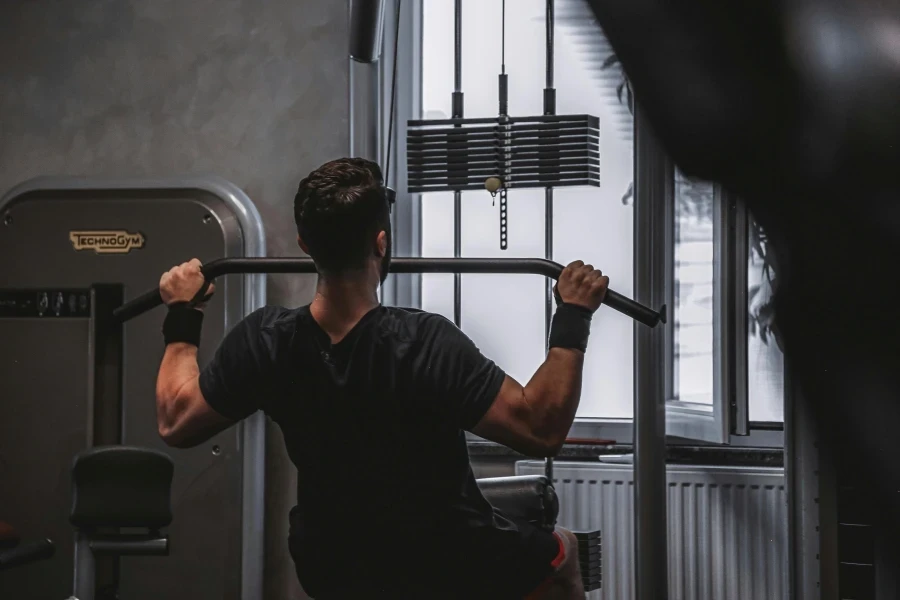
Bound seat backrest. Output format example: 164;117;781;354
70;445;174;530
475;475;559;532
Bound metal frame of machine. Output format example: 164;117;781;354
0;176;266;600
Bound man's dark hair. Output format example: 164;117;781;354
294;157;390;274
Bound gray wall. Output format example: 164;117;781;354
0;1;348;597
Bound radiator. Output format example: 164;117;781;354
517;461;787;600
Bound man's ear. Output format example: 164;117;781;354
375;231;387;257
298;235;310;255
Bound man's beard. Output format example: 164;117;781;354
379;226;392;286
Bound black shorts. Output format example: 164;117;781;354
289;518;561;599
472;523;565;600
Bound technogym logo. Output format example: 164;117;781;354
69;230;146;254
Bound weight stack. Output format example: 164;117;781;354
574;529;602;592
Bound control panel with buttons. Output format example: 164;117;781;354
0;289;93;318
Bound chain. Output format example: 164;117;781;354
499;188;509;250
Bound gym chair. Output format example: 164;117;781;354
475;475;602;593
69;446;174;600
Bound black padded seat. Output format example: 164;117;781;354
70;445;174;530
475;475;559;532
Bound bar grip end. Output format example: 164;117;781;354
603;289;665;328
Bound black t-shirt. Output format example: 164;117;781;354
199;305;557;598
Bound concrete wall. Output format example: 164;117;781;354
0;1;348;597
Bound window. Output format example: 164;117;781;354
665;170;732;442
748;219;785;422
388;0;785;441
665;170;786;442
670;170;715;408
420;0;635;419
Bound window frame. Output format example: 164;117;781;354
378;0;422;310
663;178;737;443
381;0;782;447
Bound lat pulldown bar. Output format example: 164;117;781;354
112;257;666;326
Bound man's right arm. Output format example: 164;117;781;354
472;261;608;457
471;349;585;457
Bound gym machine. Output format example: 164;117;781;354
115;255;663;593
0;177;266;600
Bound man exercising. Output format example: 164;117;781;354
154;158;607;599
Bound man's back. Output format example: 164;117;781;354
200;305;543;596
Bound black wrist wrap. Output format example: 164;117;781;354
163;304;204;346
548;303;593;352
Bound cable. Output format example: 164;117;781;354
498;0;508;117
385;0;402;188
544;0;556;115
546;0;554;89
454;0;462;93
502;0;506;74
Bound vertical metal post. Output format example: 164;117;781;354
818;429;840;600
349;0;385;303
89;286;124;447
73;531;96;600
349;0;387;63
452;0;463;327
381;0;422;309
349;63;381;162
785;357;811;600
710;186;734;443
454;194;462;326
787;358;839;600
732;198;750;436
543;0;556;483
633;107;669;600
874;514;900;600
543;0;556;337
87;286;124;594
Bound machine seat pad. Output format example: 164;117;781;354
70;445;173;530
475;475;559;532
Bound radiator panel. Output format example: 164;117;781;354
517;461;787;600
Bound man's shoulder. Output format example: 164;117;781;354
380;306;454;329
247;304;304;324
227;306;305;365
242;305;305;336
378;307;463;345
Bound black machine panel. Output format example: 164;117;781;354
0;317;92;599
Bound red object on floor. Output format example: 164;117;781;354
0;521;20;544
524;532;567;599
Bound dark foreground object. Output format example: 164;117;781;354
584;0;900;595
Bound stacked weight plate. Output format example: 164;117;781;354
406;115;601;193
574;529;602;592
